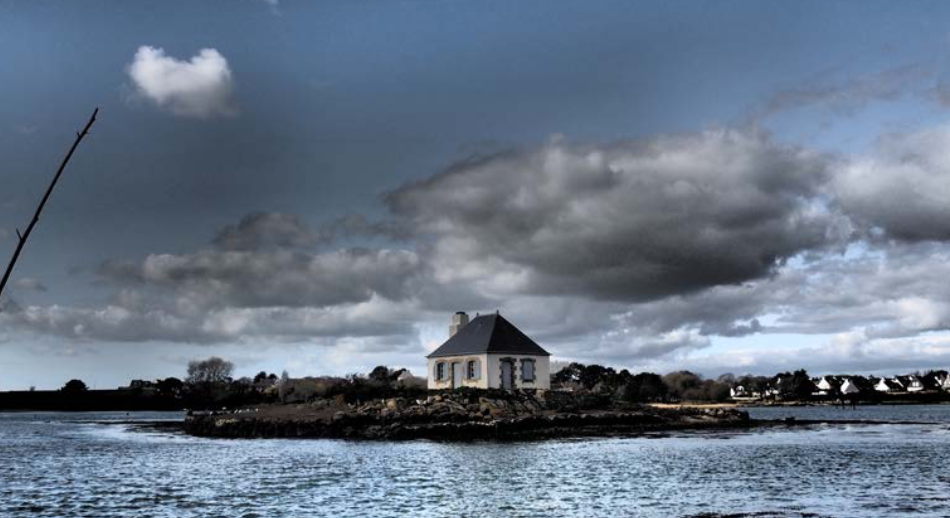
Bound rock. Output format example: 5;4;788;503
183;389;755;441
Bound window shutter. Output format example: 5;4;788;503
474;360;481;380
522;359;535;382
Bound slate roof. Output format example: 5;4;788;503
426;313;551;358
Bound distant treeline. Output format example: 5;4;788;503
552;364;950;403
551;363;731;402
4;357;947;411
0;359;428;411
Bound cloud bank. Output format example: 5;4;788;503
387;130;846;302
10;123;950;375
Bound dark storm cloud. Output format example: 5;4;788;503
328;213;414;242
98;247;422;309
386;130;846;302
612;241;950;347
14;123;950;362
0;297;420;344
213;212;325;251
212;212;412;252
751;64;932;122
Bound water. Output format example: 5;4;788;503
1;407;949;517
746;403;950;423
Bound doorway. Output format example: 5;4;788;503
500;360;515;390
452;362;463;388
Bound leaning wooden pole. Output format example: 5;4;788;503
0;108;98;303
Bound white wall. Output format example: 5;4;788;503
428;354;550;390
427;354;489;390
487;354;550;390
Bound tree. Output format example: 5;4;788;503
253;371;269;383
156;377;184;396
774;369;814;400
61;379;88;392
579;364;616;390
662;371;702;400
552;363;584;385
717;373;736;385
635;373;667;401
277;370;291;403
186;357;234;386
621;372;668;403
369;366;392;383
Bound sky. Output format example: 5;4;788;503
5;1;950;388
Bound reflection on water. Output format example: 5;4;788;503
1;408;949;517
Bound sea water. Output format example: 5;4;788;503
1;406;949;517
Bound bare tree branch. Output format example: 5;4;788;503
0;108;98;303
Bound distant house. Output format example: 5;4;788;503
730;386;749;399
427;312;551;390
839;378;861;395
897;375;925;392
874;378;903;393
729;385;761;401
939;374;950;392
814;376;841;395
120;379;158;394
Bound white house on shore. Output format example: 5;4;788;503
874;378;903;393
839;378;861;395
427;312;551;390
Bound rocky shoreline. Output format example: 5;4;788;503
183;389;753;440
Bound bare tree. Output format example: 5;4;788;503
277;370;291;403
0;108;98;302
186;357;235;386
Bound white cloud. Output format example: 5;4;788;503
836;123;950;241
127;46;236;118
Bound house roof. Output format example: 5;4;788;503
877;378;903;390
426;313;551;358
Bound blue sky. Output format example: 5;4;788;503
4;1;950;388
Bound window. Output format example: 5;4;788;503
435;362;446;381
521;359;536;382
467;360;480;380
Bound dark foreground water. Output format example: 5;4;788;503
2;406;950;518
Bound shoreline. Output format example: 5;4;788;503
182;390;753;441
123;415;942;442
175;391;948;441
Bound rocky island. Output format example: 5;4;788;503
183;389;751;440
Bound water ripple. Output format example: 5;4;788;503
2;408;950;517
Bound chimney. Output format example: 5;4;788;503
449;311;469;337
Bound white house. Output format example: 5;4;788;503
839;378;861;395
874;378;902;393
940;374;950;392
814;376;841;395
729;385;761;401
898;375;925;392
427;312;551;390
